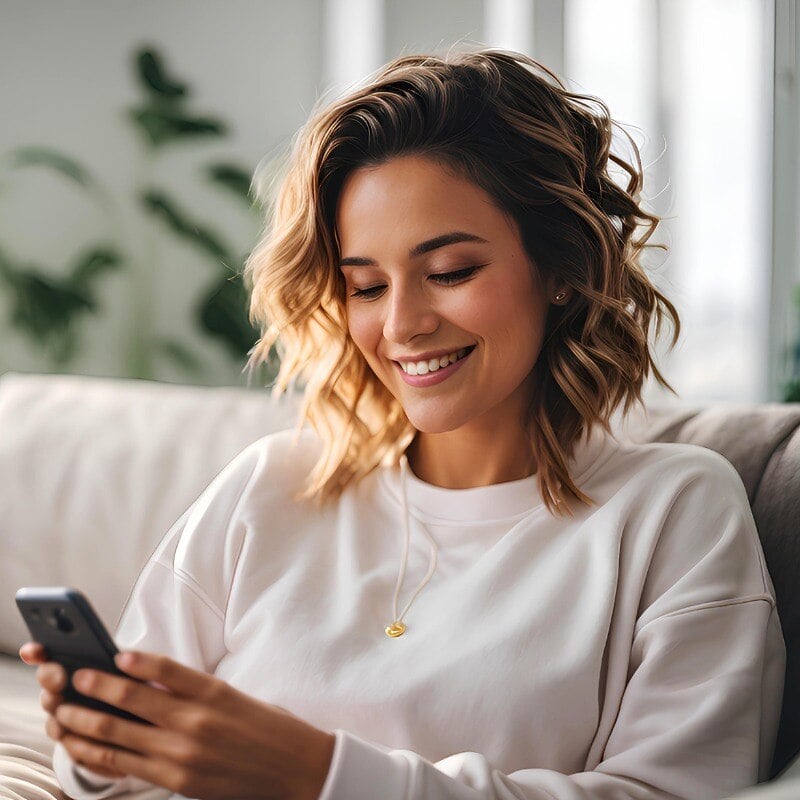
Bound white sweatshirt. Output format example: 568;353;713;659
53;423;786;800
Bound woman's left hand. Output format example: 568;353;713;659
50;650;336;800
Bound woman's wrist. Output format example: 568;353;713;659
299;729;337;800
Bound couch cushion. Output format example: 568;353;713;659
0;371;301;657
615;401;800;779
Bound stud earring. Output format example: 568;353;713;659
554;291;566;302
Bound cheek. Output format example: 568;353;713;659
472;282;545;355
346;306;381;354
463;280;524;336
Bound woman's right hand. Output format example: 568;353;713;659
18;641;126;780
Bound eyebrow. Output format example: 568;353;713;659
338;231;489;267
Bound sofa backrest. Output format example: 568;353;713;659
616;402;800;779
0;371;301;654
1;371;798;777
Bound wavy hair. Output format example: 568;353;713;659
242;47;681;518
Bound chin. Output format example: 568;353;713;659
401;409;470;434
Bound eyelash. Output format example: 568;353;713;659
348;265;484;300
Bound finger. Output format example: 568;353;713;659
114;651;218;702
40;689;64;715
45;715;65;741
37;663;67;692
60;732;177;790
59;737;128;780
55;704;185;769
19;642;46;665
69;668;185;728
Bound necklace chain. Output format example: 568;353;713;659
385;455;439;637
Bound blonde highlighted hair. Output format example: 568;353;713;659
242;47;681;518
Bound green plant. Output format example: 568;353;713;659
780;283;800;402
0;147;125;365
0;45;280;384
122;45;275;380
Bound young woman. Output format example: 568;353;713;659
21;48;785;800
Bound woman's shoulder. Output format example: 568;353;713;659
244;425;323;464
174;426;323;511
608;433;745;494
242;425;325;490
619;439;773;623
153;427;326;604
162;427;325;548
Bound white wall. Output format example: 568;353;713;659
0;0;324;387
384;0;484;56
2;0;792;404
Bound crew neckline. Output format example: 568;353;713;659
379;423;619;525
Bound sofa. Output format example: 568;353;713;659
0;370;798;800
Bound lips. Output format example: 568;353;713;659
393;344;476;387
395;344;476;371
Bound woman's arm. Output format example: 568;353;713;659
51;438;265;799
313;459;786;800
51;557;230;798
314;600;783;800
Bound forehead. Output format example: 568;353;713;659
334;155;507;251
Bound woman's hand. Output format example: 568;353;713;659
23;646;336;800
19;642;126;780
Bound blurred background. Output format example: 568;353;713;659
0;0;797;407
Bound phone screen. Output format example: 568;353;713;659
16;587;153;726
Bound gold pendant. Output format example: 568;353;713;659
385;621;406;637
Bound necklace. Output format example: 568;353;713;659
385;454;439;637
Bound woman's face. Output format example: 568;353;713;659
336;154;558;435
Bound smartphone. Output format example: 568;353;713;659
16;587;152;726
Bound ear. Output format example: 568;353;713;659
545;276;570;304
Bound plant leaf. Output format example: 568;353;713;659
0;262;94;346
4;146;92;187
140;189;231;261
783;378;800;402
135;47;188;98
68;245;124;287
197;269;259;358
206;163;254;203
128;106;227;148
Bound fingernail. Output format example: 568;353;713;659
73;670;94;690
115;652;135;669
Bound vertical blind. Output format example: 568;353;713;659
563;0;773;405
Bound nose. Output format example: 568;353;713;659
382;281;440;345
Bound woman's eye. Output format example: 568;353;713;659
349;265;483;300
433;266;481;285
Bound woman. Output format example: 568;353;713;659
20;48;785;800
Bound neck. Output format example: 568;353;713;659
405;429;536;489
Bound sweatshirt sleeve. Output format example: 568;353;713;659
51;438;264;800
316;455;787;800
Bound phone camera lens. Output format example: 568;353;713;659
47;608;75;634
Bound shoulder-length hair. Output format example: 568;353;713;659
242;47;681;519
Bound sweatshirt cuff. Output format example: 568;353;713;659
316;728;409;800
52;742;116;797
52;741;153;799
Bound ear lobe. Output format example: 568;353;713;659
549;285;569;303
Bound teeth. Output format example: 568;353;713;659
400;347;470;375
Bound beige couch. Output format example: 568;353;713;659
0;371;798;800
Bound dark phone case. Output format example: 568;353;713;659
15;587;152;726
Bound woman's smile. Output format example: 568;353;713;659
393;345;477;387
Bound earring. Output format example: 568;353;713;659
554;291;567;302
